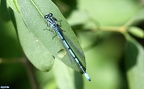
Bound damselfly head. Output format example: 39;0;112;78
44;13;53;19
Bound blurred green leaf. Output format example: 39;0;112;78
69;0;140;26
131;8;144;25
0;0;22;57
53;59;76;89
128;26;144;38
68;10;90;25
0;18;22;57
125;38;144;89
35;69;56;89
81;32;125;89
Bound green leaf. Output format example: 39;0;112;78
7;0;20;12
14;12;54;71
128;26;144;38
125;38;144;89
17;0;86;73
53;59;75;89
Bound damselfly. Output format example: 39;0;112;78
44;13;91;81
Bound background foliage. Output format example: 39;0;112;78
0;0;144;89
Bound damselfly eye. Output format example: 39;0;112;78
44;15;48;19
48;13;53;17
